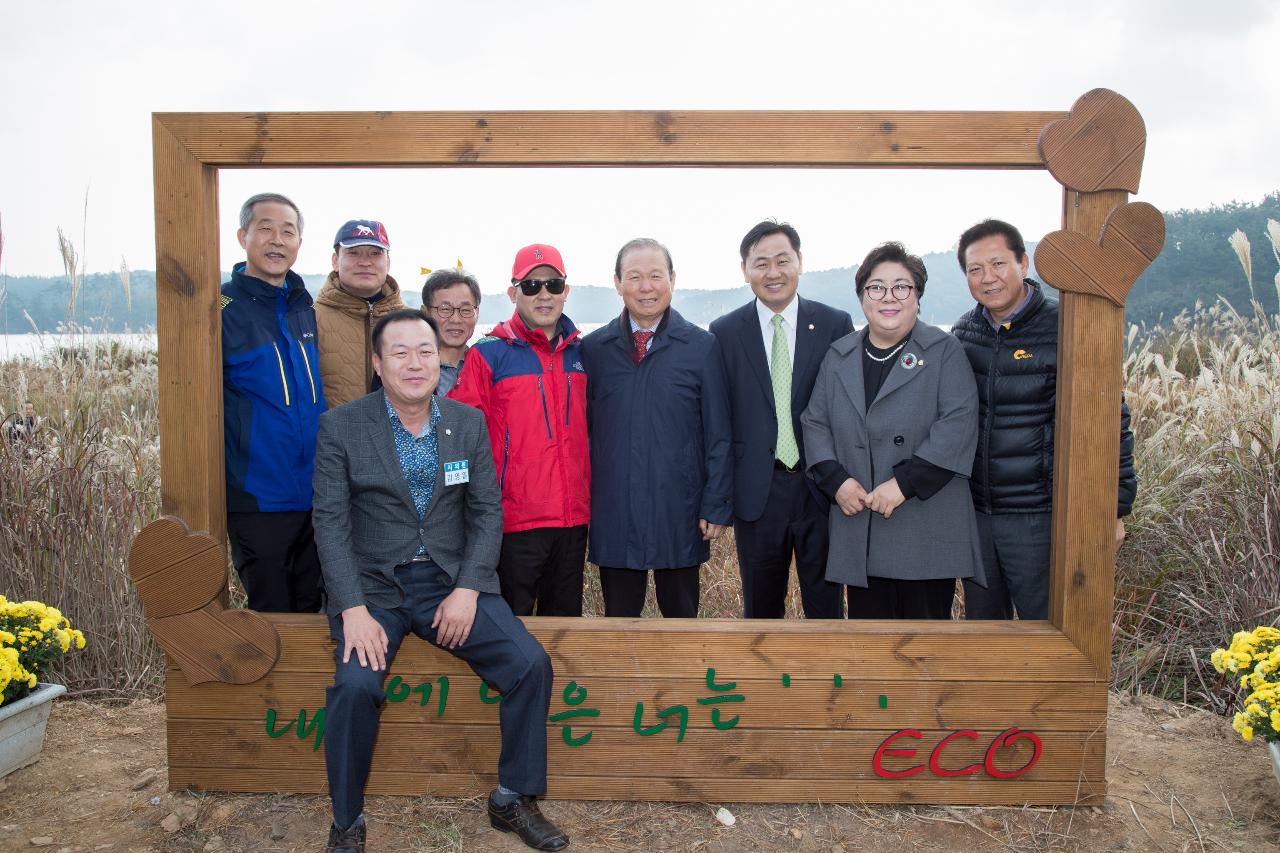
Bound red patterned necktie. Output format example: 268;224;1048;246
632;330;654;365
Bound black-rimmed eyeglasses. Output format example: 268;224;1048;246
516;278;567;296
862;283;916;301
432;305;477;319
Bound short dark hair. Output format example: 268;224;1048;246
422;268;482;308
238;193;304;234
957;219;1027;270
739;219;800;261
854;242;928;299
372;309;439;356
614;238;673;278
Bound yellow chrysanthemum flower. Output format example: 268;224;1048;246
1211;648;1228;673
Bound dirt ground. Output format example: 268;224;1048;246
0;694;1276;852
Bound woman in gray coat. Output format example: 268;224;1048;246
800;242;985;619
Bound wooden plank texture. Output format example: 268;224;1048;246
169;767;1105;805
167;669;1107;730
127;517;225;619
153;110;1064;168
167;719;1103;781
152;119;224;542
161;620;1103;800
1035;202;1165;306
1046;189;1130;680
256;616;1098;681
1038;89;1145;193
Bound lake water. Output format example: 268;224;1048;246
0;332;158;360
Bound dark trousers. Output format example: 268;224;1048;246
963;511;1051;620
733;469;844;619
226;510;322;613
598;565;699;618
498;525;587;616
325;561;552;830
847;576;956;620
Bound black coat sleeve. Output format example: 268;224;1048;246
810;459;851;501
891;456;955;501
1116;395;1137;517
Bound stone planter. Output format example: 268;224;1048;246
1271;740;1280;789
0;682;67;778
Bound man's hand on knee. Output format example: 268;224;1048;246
433;588;480;649
341;605;389;671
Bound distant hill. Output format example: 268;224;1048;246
3;192;1275;333
1127;192;1280;325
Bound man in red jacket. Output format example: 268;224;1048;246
448;244;590;616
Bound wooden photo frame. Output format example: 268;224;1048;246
133;89;1163;804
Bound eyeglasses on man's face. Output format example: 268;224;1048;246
862;282;916;301
516;277;567;296
432;304;477;319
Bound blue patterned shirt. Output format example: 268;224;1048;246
385;395;442;555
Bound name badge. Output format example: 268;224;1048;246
444;460;470;486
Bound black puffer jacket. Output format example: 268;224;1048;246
952;280;1136;516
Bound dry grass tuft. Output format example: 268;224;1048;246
1115;297;1279;707
1;334;163;696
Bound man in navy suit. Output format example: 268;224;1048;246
710;221;853;619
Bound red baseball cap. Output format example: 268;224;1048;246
511;244;566;281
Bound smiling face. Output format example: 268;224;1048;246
508;264;568;339
860;261;920;347
614;245;675;328
237;201;300;286
429;282;479;351
372;317;440;409
964;233;1030;324
743;231;802;312
332;244;390;299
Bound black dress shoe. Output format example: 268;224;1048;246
488;794;569;851
326;820;366;853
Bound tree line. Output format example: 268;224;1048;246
2;193;1276;334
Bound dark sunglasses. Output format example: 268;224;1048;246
516;277;567;296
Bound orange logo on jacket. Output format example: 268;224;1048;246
1013;349;1033;360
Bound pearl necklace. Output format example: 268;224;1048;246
863;342;906;363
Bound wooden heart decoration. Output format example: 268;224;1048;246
128;516;225;618
1038;89;1146;193
129;516;280;684
149;602;281;685
1033;202;1165;307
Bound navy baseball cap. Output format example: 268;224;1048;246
334;220;391;250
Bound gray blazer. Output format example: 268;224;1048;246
312;390;503;616
800;322;985;588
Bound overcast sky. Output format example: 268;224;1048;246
1;0;1277;296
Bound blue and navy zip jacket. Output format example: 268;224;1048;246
221;263;326;512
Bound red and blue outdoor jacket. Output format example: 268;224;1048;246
448;311;590;533
221;263;326;513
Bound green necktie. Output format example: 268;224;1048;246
771;314;799;467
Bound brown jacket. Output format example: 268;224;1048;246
314;272;408;408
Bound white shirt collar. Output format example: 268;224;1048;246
756;294;799;330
